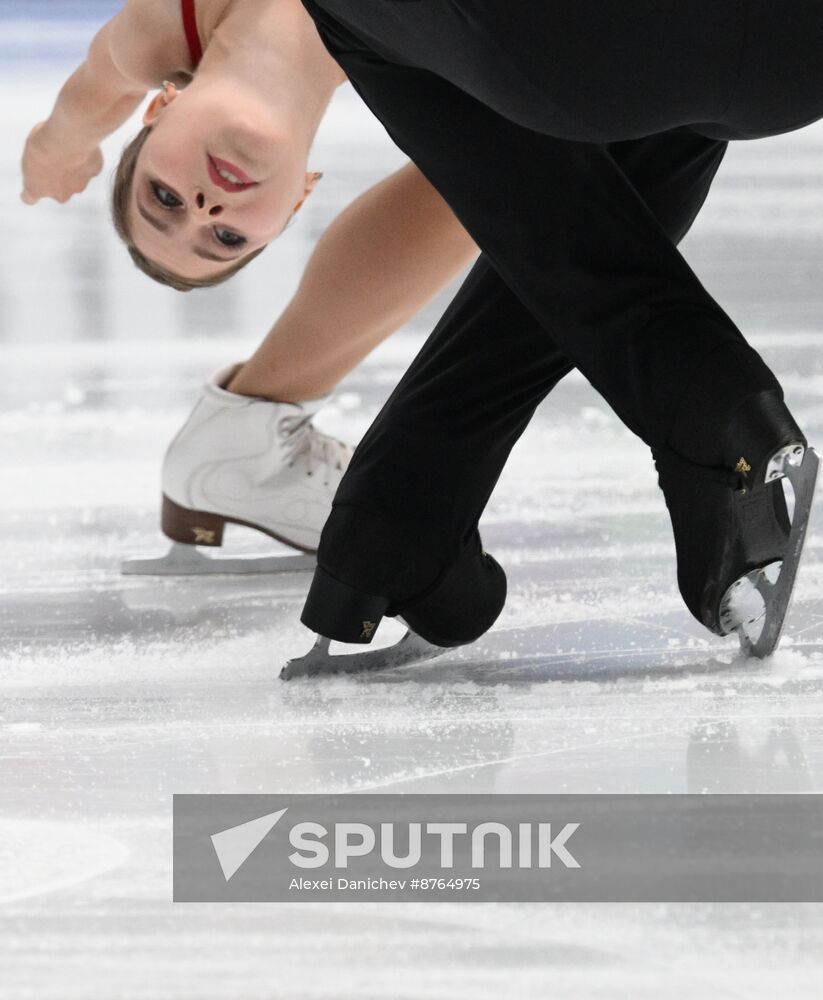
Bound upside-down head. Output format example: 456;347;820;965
110;81;322;292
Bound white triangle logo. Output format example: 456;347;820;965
211;808;288;882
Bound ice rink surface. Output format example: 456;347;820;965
1;3;823;998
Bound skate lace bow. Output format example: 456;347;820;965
277;412;349;482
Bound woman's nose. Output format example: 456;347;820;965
194;191;223;217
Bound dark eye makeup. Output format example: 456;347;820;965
148;180;248;251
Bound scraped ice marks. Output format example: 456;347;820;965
385;619;724;685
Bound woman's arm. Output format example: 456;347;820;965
228;160;480;402
21;2;164;204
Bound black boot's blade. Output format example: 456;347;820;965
732;447;819;658
280;629;448;679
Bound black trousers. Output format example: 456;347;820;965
328;132;740;569
301;0;806;572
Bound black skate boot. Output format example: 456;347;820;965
281;507;507;678
655;390;819;658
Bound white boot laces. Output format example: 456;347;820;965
277;412;350;486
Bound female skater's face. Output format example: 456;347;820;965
128;84;318;279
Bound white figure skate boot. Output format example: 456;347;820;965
122;364;352;576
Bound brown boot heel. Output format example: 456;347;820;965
161;495;226;547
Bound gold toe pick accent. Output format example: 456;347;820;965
360;621;377;640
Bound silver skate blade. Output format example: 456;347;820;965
280;628;448;680
121;542;315;576
720;447;820;659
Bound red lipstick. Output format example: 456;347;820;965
207;155;257;192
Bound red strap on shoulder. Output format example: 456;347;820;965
181;0;203;68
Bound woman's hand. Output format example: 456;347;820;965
20;121;104;205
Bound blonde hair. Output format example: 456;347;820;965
111;126;266;292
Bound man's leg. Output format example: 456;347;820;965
305;131;735;644
296;8;811;659
305;8;781;464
